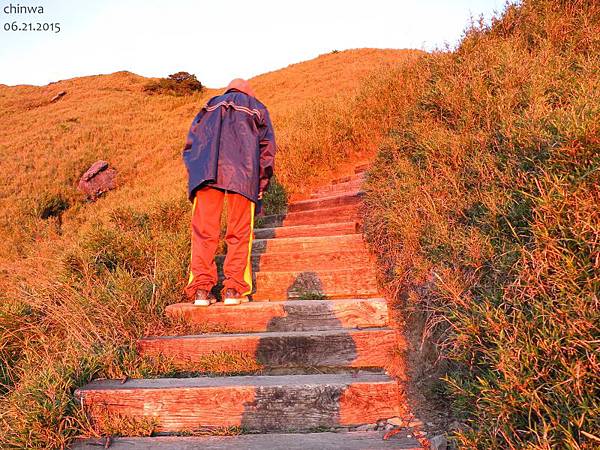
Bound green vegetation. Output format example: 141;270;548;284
361;1;599;448
34;191;70;220
143;71;204;96
0;1;597;448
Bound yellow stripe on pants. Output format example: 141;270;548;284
187;196;198;286
241;202;255;296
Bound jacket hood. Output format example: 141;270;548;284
225;78;255;98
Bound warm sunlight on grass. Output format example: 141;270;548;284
0;48;421;447
362;1;599;448
1;1;597;446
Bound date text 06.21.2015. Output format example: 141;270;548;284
3;21;60;33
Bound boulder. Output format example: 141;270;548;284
77;160;117;200
51;91;66;103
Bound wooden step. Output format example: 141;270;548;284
332;172;365;185
138;328;398;369
311;178;364;198
310;188;362;200
71;431;424;449
253;266;379;301
252;234;364;254
165;298;388;333
74;372;402;433
218;249;373;272
288;192;363;213
253;221;359;240
257;204;359;228
354;162;369;174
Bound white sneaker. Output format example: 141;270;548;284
193;289;216;307
223;288;248;306
223;298;242;306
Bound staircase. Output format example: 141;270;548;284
72;164;427;449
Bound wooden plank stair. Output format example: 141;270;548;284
254;221;359;239
287;191;363;212
252;267;379;301
217;248;373;272
257;203;360;227
75;372;402;432
164;298;389;332
72;431;423;449
310;172;366;199
137;328;400;368
251;233;365;253
73;163;426;449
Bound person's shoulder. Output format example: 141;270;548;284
249;98;271;125
248;96;269;113
231;91;269;115
205;93;226;106
206;90;269;118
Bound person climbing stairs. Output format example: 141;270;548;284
72;163;431;449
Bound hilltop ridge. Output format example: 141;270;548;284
0;48;418;261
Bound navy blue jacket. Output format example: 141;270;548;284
182;88;276;204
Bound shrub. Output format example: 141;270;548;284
0;199;197;446
261;176;288;216
34;192;70;219
143;71;204;96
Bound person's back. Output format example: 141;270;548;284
183;79;276;205
182;79;276;306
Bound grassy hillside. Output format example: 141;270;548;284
0;48;418;263
0;48;421;448
2;1;597;447
253;48;415;112
361;1;599;448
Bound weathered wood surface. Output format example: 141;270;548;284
354;163;369;174
75;162;410;444
253;266;379;301
331;172;365;185
252;234;365;254
165;298;389;332
254;221;359;240
309;188;363;200
75;372;402;433
137;328;400;369
217;249;373;272
71;431;423;450
258;204;359;228
287;192;363;213
311;178;364;198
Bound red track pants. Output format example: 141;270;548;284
184;185;255;300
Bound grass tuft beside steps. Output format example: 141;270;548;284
361;1;600;448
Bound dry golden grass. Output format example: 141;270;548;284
5;2;597;445
0;48;421;448
361;1;599;448
252;48;418;114
0;49;418;264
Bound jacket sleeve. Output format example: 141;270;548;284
258;108;276;193
183;109;206;155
